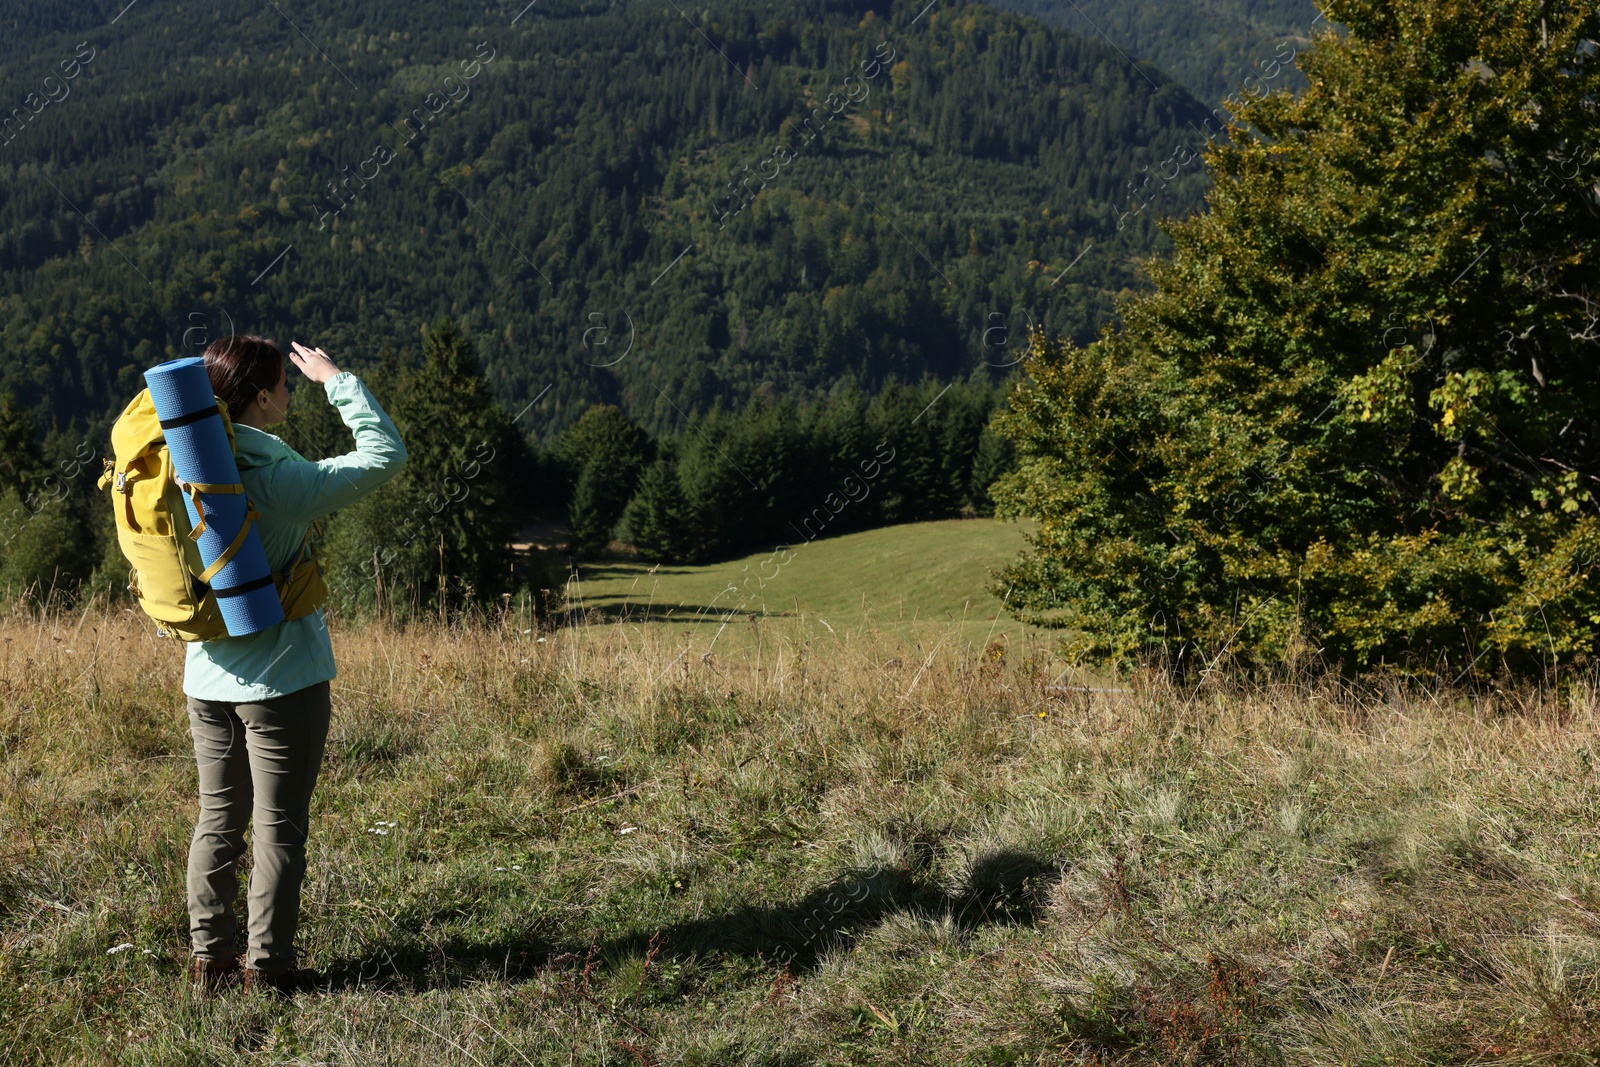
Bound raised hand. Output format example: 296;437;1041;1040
288;341;341;384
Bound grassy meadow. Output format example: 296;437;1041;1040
5;545;1600;1062
564;518;1039;649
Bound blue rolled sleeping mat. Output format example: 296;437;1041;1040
144;356;285;636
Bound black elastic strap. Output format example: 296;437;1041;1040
158;407;220;431
211;573;275;599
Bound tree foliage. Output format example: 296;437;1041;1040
996;0;1319;104
0;487;91;603
321;317;535;618
0;0;1210;443
614;378;1008;563
554;405;650;557
993;0;1600;676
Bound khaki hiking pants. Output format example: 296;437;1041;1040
185;681;331;973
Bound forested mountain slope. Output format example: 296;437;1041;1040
991;0;1321;104
0;0;1209;438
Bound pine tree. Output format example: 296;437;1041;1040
555;405;648;558
323;318;533;618
968;421;1016;516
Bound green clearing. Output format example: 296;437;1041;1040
564;518;1043;651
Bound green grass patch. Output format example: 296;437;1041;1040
565;517;1038;649
5;609;1600;1063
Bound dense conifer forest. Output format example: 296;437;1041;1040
993;0;1321;104
0;0;1211;443
0;0;1244;607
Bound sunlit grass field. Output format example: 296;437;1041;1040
6;568;1600;1062
564;517;1039;650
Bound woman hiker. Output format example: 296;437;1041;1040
183;336;407;995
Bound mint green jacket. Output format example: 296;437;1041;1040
182;371;407;702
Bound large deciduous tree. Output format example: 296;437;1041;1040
992;0;1600;675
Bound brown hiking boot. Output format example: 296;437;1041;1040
242;964;325;996
187;954;243;996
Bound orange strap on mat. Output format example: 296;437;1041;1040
176;478;244;540
197;504;261;586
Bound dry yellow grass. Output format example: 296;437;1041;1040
5;603;1600;1064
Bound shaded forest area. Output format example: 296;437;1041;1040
993;0;1321;104
0;0;1210;444
0;314;1013;617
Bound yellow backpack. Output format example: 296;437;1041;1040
97;389;327;640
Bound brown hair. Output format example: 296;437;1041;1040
202;334;283;421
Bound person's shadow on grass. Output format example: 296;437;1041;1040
324;848;1058;992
